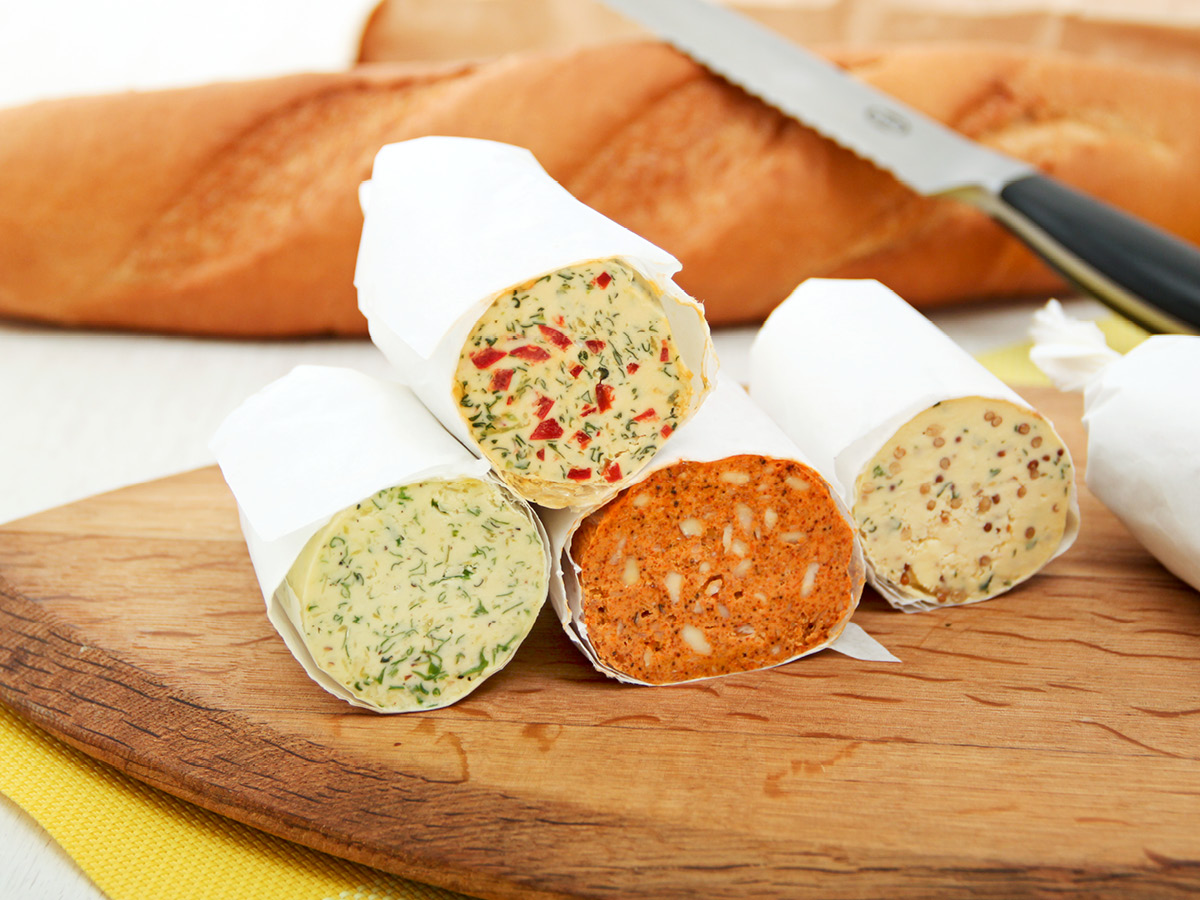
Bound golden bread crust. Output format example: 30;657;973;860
2;43;1198;334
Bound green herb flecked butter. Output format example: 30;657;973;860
286;477;547;711
454;259;692;507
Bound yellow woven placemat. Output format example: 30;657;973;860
0;701;474;900
0;313;1147;900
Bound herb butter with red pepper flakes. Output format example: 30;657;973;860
852;396;1073;606
286;477;547;712
454;260;693;508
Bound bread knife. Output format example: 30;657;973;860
598;0;1200;334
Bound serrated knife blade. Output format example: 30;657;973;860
599;0;1200;334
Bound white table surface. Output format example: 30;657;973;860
0;2;1113;895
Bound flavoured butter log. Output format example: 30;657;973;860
542;378;896;685
1031;300;1200;593
211;365;550;712
751;280;1080;612
355;136;716;509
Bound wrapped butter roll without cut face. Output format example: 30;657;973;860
211;366;550;713
1031;300;1200;593
356;136;716;509
544;379;891;686
751;280;1079;612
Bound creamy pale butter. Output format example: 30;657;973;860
286;477;547;711
853;396;1073;605
454;260;692;507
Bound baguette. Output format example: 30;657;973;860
360;0;1200;82
2;41;1200;336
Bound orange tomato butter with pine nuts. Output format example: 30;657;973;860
571;455;859;684
853;396;1073;605
454;260;692;508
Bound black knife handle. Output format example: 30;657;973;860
993;173;1200;334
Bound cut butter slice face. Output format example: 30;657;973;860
286;477;547;711
454;259;692;508
853;396;1073;606
572;454;860;684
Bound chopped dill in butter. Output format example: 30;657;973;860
286;477;547;711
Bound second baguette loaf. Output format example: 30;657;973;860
2;41;1199;336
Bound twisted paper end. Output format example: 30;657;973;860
1028;300;1122;392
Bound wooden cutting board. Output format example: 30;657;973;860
1;387;1197;899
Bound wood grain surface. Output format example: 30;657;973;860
0;387;1197;899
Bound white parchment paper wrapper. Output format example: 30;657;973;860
541;376;897;686
354;135;717;508
1031;300;1200;593
210;364;552;712
750;279;1081;611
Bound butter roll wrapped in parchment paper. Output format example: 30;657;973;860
211;365;551;712
751;279;1080;612
1031;300;1200;593
355;136;716;510
542;377;896;686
